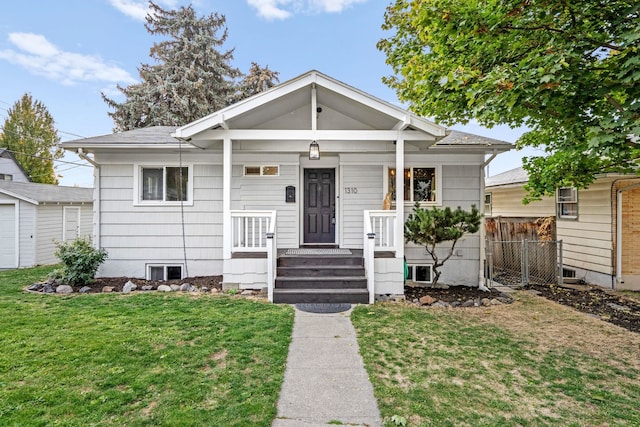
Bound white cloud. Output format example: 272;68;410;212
108;0;183;21
247;0;367;20
0;33;137;86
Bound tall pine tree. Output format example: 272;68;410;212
102;2;242;131
0;93;62;184
232;62;280;103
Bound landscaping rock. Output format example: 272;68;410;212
432;301;450;308
102;286;114;293
28;283;44;291
210;288;220;294
122;280;137;293
481;298;491;307
43;284;54;293
79;286;92;293
141;285;153;291
56;285;73;294
200;286;209;292
157;284;172;292
419;295;436;305
490;298;502;306
451;301;461;308
461;299;475;307
241;289;255;296
170;284;180;291
179;283;195;292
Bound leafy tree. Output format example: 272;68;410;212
404;204;481;286
102;1;242;131
232;62;280;103
0;93;62;184
379;0;640;201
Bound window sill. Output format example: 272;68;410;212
134;201;194;207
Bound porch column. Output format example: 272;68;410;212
223;137;232;259
395;135;404;260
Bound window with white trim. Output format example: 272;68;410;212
0;174;13;181
484;193;492;216
388;167;438;203
137;165;191;203
244;165;279;176
406;264;433;283
147;265;183;281
556;187;577;219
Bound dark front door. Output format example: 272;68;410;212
304;168;335;244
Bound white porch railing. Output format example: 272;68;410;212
230;210;277;302
230;210;276;252
364;210;398;304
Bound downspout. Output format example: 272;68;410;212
615;181;640;289
479;150;498;290
77;148;101;249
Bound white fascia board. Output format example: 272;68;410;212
175;74;316;139
315;73;445;137
189;129;437;142
60;143;194;151
0;189;38;205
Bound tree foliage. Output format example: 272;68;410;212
404;204;481;286
0;93;62;184
379;0;640;200
103;2;238;131
232;62;280;103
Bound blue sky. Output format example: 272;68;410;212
0;0;538;187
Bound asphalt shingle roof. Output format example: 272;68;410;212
0;181;93;204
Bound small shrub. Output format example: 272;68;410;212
52;237;108;286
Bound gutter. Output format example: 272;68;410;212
479;150;498;290
77;148;101;249
615;181;640;288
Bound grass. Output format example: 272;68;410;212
352;292;640;427
0;266;294;426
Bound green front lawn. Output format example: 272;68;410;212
353;294;640;427
0;266;294;426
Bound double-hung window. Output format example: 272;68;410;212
136;165;192;204
388;167;439;203
556;187;577;219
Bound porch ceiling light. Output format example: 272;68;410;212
309;140;320;160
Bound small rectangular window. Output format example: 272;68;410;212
407;265;433;283
147;265;183;281
484;193;492;216
244;165;279;176
0;174;13;181
556;187;577;219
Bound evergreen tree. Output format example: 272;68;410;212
232;62;280;102
102;1;242;131
0;93;62;184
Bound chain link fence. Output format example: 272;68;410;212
486;240;563;287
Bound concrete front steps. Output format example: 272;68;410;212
273;254;369;304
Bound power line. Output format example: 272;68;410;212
2;148;93;168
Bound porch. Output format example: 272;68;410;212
225;210;402;303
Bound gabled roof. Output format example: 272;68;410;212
0;181;93;204
174;70;446;139
0;148;31;182
437;130;512;149
485;167;528;188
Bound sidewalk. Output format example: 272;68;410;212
272;306;382;427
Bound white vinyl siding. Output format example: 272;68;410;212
487;186;555;217
18;202;35;268
341;164;384;248
0;203;17;268
98;159;223;278
232;163;298;248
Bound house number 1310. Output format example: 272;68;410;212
344;187;358;194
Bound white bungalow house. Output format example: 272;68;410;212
486;166;640;290
0;148;31;183
0;180;93;269
62;70;511;302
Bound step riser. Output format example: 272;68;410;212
275;278;367;289
278;257;363;267
273;291;369;304
277;267;365;277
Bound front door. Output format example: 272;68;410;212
304;168;335;244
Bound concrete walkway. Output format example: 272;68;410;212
272;306;382;427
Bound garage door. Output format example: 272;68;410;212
0;204;17;268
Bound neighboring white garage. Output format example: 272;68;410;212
0;181;93;269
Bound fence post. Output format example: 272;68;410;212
522;240;529;286
486;239;493;288
557;240;563;286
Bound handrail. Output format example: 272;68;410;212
367;210;397;252
230;210;275;252
363;211;377;304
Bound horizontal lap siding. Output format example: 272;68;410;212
558;181;613;275
231;164;298;248
488;186;555;217
99;162;223;277
35;205;63;265
342;164;384;248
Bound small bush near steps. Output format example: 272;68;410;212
50;237;108;286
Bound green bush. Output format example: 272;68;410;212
52;237;108;286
